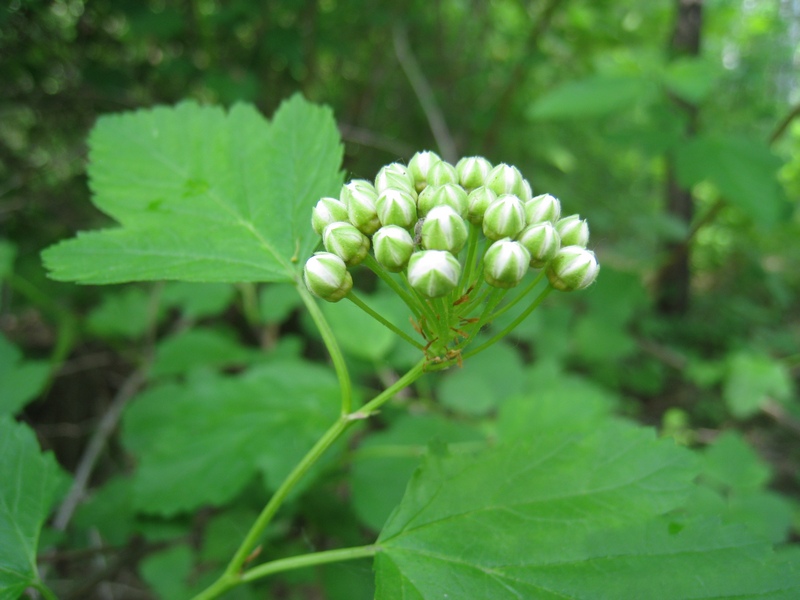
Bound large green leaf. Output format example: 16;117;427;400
0;333;51;416
121;362;339;515
42;95;343;284
0;418;62;599
528;75;654;120
376;423;800;598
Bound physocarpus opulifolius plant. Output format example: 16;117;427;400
304;151;599;369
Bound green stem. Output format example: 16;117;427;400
238;282;261;327
458;224;480;295
362;254;423;318
297;283;352;415
488;270;545;321
463;285;554;360
33;582;57;600
400;272;439;329
361;358;426;414
241;545;379;584
347;292;424;350
474;288;507;331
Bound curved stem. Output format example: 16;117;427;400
241;545;379;584
488;270;545;321
360;358;426;415
362;254;423;318
347;292;424;350
297;284;353;415
458;225;480;295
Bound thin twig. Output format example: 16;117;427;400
392;24;457;163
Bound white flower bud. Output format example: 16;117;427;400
482;194;526;241
546;246;599;292
524;193;561;225
466;186;497;225
421;205;468;253
485;163;527;198
408;150;442;192
484;239;531;288
427;160;458;187
373;225;414;272
311;197;350;236
521;178;533;202
342;180;381;235
322;222;370;266
375;163;416;196
407;250;462;298
456;156;493;191
304;252;353;302
417;183;469;218
517;221;560;268
376;188;418;228
556;214;590;248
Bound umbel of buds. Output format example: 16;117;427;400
304;151;599;364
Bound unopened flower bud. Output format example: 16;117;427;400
456;156;493;191
427;160;458;187
408;150;442;192
375;163;416;196
322;222;370;266
421;205;468;253
518;221;560;268
407;250;462;298
312;197;349;236
556;214;589;247
342;180;381;235
417;183;469;218
525;193;561;225
485;163;527;198
376;188;417;228
546;246;599;292
304;252;353;302
483;194;526;241
466;186;497;225
521;178;533;202
373;225;414;272
484;239;531;288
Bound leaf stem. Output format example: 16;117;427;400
347;292;424;350
241;545;379;584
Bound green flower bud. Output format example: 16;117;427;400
484;239;531;288
517;221;560;268
555;214;589;248
466;186;497;225
322;221;370;266
407;250;462;298
373;225;414;272
304;252;353;302
485;163;527;198
342;180;381;235
375;163;416;196
482;194;526;241
456;156;493;191
421;205;468;253
521;178;533;202
417;183;469;218
376;188;418;228
546;246;599;292
311;197;350;236
427;160;458;187
524;193;561;225
408;150;442;192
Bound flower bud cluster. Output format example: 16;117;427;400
304;152;599;306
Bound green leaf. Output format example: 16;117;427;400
139;545;194;600
0;333;51;416
350;415;483;531
723;351;794;418
528;75;654;120
161;282;236;319
151;327;261;377
86;286;159;339
674;135;787;225
702;431;771;491
0;418;62;599
662;57;721;103
42;95;343;284
259;282;302;324
122;362;339;515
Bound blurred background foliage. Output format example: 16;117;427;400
2;0;800;597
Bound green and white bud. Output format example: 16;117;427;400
466;186;497;225
524;193;561;225
555;214;589;248
417;183;469;218
407;250;462;298
312;197;349;236
376;188;417;228
518;221;560;268
485;163;527;198
375;163;416;196
546;246;599;292
521;178;533;202
484;239;531;288
342;180;381;235
408;150;442;192
421;205;468;253
304;252;353;302
322;221;370;266
456;156;493;191
373;225;414;272
427;160;458;187
482;193;526;241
